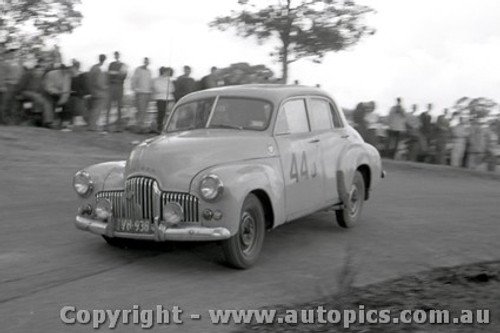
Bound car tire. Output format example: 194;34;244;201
102;235;133;248
222;194;266;269
336;170;365;228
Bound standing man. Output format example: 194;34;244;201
106;51;127;132
406;104;422;161
386;97;407;159
199;66;220;90
450;115;469;167
364;101;379;147
131;57;153;130
419;103;433;153
63;60;89;128
467;118;486;170
352;102;368;140
88;54;108;131
435;108;451;165
152;67;175;132
42;63;72;128
174;65;197;101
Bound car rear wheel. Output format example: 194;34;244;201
336;171;365;228
222;194;265;269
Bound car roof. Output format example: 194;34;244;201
179;84;334;105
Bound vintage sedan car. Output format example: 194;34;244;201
72;84;383;269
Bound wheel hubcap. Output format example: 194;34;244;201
349;185;360;217
239;212;256;255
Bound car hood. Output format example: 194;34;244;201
125;129;276;192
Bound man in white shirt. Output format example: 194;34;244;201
386;97;407;158
152;67;175;132
451;116;469;167
131;57;152;129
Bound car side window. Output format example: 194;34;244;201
329;102;344;128
309;98;334;131
275;99;310;135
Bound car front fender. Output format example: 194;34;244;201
189;158;285;235
75;161;126;202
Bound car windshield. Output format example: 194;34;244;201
166;97;273;132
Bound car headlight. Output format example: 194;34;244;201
199;174;224;202
73;170;94;197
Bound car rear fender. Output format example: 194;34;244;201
336;143;382;201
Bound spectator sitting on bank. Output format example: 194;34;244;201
174;65;197;101
42;63;72;128
1;48;24;125
17;64;54;128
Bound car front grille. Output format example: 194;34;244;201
96;176;199;222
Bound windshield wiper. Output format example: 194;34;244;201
209;124;244;130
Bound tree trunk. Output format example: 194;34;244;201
282;50;288;84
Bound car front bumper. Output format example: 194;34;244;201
75;216;231;241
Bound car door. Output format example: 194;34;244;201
274;98;325;220
307;97;351;205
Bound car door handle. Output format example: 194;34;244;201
308;139;320;143
341;134;350;139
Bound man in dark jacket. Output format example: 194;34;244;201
174;65;197;101
61;60;90;129
106;51;127;131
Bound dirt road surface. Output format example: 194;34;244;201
1;127;499;332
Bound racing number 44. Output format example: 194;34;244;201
290;151;317;183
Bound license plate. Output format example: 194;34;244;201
23;102;33;108
115;219;154;234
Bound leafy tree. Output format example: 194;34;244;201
0;0;82;51
453;97;497;119
210;0;375;83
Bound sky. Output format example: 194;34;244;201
56;0;500;116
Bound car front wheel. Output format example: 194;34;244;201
222;194;265;269
336;170;365;228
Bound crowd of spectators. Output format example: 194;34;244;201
0;47;237;133
351;98;500;171
1;47;499;171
